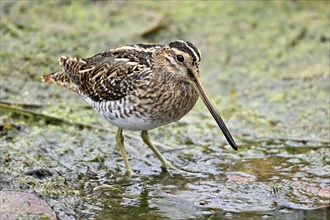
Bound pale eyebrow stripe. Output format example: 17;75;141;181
176;40;200;62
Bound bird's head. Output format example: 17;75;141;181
156;40;238;151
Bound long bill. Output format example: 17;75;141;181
192;76;238;151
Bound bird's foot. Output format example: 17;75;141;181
125;167;137;177
160;160;197;177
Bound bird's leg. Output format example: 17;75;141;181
141;130;190;176
116;128;134;176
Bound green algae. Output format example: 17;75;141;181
1;1;329;219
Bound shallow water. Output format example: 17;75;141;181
1;123;329;219
1;1;329;219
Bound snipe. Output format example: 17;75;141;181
43;40;237;176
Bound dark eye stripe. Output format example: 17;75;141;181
168;40;201;63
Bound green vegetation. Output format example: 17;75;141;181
1;1;329;219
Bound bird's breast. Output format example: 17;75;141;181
131;80;199;125
82;81;199;131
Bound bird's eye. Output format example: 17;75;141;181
176;55;184;63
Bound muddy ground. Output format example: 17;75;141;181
1;1;329;219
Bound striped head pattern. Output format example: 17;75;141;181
154;40;202;83
162;40;238;151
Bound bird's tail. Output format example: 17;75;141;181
41;72;57;83
41;71;79;93
41;56;89;93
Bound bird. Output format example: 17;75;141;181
42;40;237;176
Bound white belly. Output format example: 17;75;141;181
102;113;166;131
83;96;168;131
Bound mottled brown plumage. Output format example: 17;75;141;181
43;40;237;176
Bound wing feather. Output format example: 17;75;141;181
43;44;157;102
62;55;146;101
